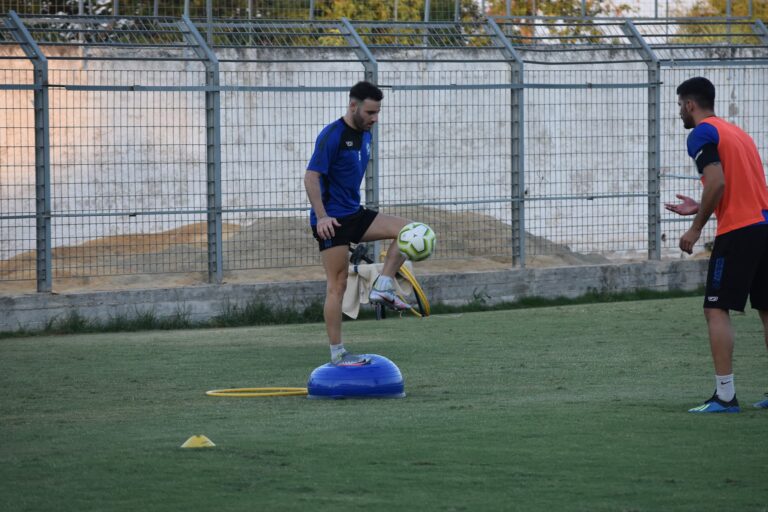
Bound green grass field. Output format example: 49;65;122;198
2;297;767;512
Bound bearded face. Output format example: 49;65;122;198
678;97;696;129
350;98;380;132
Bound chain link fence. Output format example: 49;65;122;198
1;14;767;292
1;0;475;20
2;1;762;20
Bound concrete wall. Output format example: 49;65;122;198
0;259;708;332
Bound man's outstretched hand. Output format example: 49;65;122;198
664;194;699;216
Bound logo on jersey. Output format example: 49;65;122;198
707;296;719;302
345;140;353;147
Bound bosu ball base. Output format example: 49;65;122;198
307;354;405;400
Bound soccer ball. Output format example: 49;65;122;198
397;222;435;261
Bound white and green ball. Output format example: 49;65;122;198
397;222;436;262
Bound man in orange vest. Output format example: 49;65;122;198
666;76;768;413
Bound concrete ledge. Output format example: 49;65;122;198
0;259;708;332
423;259;709;306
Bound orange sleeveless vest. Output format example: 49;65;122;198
699;117;768;236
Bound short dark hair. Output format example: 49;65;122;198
676;77;715;111
349;81;383;103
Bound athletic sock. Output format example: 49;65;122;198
374;275;394;291
330;343;346;363
716;374;735;402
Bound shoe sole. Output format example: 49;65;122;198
688;407;740;413
333;360;371;367
369;296;411;311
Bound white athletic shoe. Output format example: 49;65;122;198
369;287;411;311
332;352;371;366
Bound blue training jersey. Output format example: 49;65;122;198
306;118;372;226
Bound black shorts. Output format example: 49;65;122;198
311;207;378;252
704;223;768;311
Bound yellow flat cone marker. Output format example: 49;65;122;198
181;435;215;448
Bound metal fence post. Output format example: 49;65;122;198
624;20;661;261
181;16;223;284
7;11;52;292
647;62;662;261
488;18;526;267
206;0;213;44
755;19;768;44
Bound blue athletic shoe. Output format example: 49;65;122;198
688;393;740;413
753;394;768;409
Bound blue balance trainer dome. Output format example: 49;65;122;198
307;354;405;399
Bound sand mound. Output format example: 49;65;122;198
1;207;609;294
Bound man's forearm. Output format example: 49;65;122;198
692;165;725;231
304;173;327;218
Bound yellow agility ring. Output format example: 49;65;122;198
206;387;308;398
397;264;430;317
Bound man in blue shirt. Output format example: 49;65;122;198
304;81;411;366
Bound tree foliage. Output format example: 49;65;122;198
485;0;633;38
485;0;633;18
675;0;767;43
314;0;482;22
680;0;767;18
